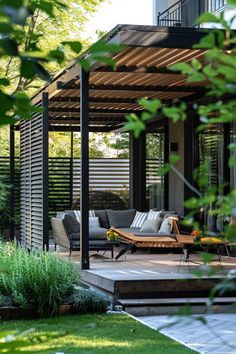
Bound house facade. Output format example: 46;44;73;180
153;0;228;26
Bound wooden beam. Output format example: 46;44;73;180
49;107;143;114
50;96;171;105
57;82;205;93
95;65;182;74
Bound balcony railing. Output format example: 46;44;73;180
157;0;227;27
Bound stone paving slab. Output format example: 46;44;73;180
135;314;236;354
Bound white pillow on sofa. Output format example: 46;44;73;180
89;217;100;228
158;217;173;235
130;211;147;228
140;218;162;233
147;209;162;220
74;210;96;223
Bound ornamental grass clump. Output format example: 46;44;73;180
0;241;79;316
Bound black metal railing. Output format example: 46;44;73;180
157;0;227;27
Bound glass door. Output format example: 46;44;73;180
146;129;165;210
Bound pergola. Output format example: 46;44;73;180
13;25;210;269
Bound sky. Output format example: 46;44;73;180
84;0;154;41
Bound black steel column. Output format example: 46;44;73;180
224;123;230;195
129;132;146;211
9;125;15;240
70;131;74;207
80;68;90;270
184;114;199;203
42;92;49;251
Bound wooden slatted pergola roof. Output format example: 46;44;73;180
32;25;209;132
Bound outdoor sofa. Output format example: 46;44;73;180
51;208;182;256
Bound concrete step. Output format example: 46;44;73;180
118;297;236;316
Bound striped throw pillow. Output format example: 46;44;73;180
74;210;95;223
130;211;147;228
147;209;161;220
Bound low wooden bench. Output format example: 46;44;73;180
111;219;184;260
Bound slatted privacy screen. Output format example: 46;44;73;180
73;158;130;199
20;95;48;251
48;157;71;219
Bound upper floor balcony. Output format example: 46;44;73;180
157;0;228;27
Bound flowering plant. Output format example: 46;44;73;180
191;229;202;242
106;229;118;241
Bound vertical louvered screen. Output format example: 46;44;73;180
20;94;48;250
0;156;20;229
48;157;72;219
146;132;165;210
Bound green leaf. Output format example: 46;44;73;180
20;59;37;79
138;98;161;113
0;23;13;33
184;198;199;209
196;13;220;25
1;0;23;8
62;41;82;54
0;78;10;86
169;62;192;74
35;0;54;17
0;38;18;56
78;58;90;72
191;58;202;70
228;155;236;167
92;55;116;69
48;49;65;63
194;32;216;49
169;153;180;165
35;63;51;82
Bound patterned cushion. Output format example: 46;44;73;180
130;211;147;228
74;210;95;223
140;218;162;233
158;217;173;235
147;209;162;220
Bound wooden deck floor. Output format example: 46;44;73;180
58;248;236;280
57;247;236;312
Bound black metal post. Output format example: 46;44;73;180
9;125;15;240
70;131;74;207
80;68;90;270
224;123;230;196
42;92;49;251
129;132;146;210
184;114;199;209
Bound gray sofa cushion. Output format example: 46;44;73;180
140;218;162;233
95;210;110;229
89;227;108;240
70;227;108;241
107;209;136;228
62;213;80;236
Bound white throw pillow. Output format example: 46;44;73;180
89;216;100;228
130;211;147;228
74;210;96;223
147;209;162;220
158;217;173;235
140;218;162;233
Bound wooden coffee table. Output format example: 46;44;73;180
176;234;229;270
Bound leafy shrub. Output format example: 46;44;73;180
0;241;79;316
65;288;108;314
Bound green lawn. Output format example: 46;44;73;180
0;313;197;353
